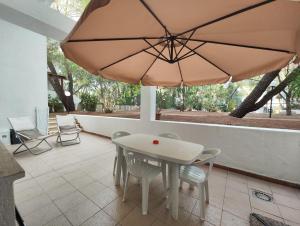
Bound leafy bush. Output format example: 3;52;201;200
80;93;98;112
48;95;64;112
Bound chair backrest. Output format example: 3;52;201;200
158;133;181;140
8;117;36;131
193;148;221;179
56;115;76;127
123;149;149;177
112;131;131;140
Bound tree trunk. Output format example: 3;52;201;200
230;66;300;118
285;92;292;116
230;70;280;118
47;61;75;112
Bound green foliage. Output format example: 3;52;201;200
289;68;300;99
48;95;64;112
156;83;241;112
80;93;98;112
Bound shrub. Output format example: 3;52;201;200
48;95;64;112
80;93;98;112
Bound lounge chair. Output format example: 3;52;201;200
56;115;81;146
8;116;53;155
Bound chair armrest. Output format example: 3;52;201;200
16;132;32;140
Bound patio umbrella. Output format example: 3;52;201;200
61;0;300;87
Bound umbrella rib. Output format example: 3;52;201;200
177;0;274;37
174;47;184;83
100;40;166;71
176;37;294;54
143;39;169;61
140;44;168;82
176;42;207;61
139;0;171;36
176;40;231;77
144;50;170;62
67;37;162;43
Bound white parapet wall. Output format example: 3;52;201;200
74;114;300;185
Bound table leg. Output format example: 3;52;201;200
121;153;127;185
166;163;172;209
114;146;123;186
169;163;179;220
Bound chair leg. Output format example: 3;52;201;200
161;162;167;197
122;172;130;202
113;156;117;176
198;183;205;219
142;178;149;215
204;180;209;203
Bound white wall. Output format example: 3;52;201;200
0;19;48;139
74;115;300;184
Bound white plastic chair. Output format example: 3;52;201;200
158;133;181;192
179;148;221;219
112;131;131;177
122;149;164;215
56;115;81;146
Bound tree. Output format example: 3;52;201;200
278;66;300;115
48;39;76;111
230;65;300;118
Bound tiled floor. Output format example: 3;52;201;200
9;133;300;226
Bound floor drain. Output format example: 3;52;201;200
252;190;273;202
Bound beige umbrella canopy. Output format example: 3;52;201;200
61;0;300;87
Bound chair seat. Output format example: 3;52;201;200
60;128;81;135
130;162;162;180
180;165;206;185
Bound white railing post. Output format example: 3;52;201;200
140;86;156;122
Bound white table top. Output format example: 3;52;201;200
113;134;204;165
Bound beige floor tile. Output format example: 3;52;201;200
44;215;72;226
22;203;61;226
252;208;284;222
81;210;117;226
270;183;299;198
274;192;300;210
227;172;248;184
278;204;300;224
247;178;272;194
68;174;95;189
14;178;40;193
15;184;44;204
226;179;249;194
18;193;52;216
54;191;88;213
192;203;222;225
89;187;119;208
225;187;250;203
62;169;87;181
39;177;67;192
221;210;250;226
46;182;76;200
103;198;136;222
285;220;300;226
120;207;156;226
250;197;281;217
64;200;100;226
78;181;107;198
186;214;215;226
223;197;251;220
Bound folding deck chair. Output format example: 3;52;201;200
56;115;81;146
8;117;53;155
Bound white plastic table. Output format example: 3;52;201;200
113;133;204;219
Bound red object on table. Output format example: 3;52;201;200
153;139;159;144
